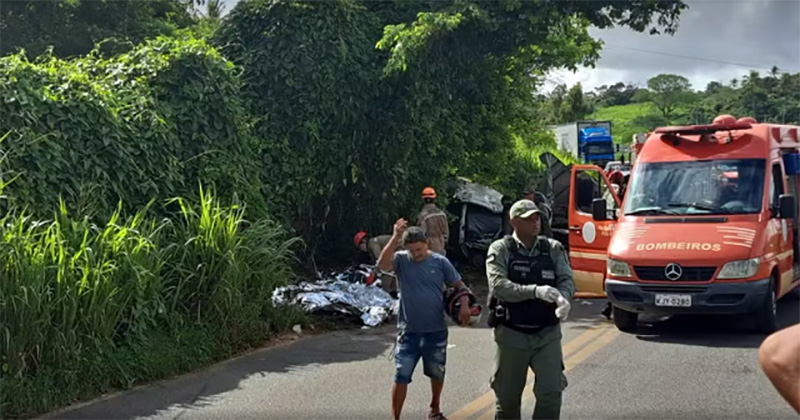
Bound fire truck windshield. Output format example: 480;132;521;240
623;158;766;216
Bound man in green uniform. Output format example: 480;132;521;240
485;199;575;420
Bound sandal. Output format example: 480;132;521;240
428;412;448;420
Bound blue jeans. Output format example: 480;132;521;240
394;329;448;384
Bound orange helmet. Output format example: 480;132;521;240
354;231;368;247
421;187;437;199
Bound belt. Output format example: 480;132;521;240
501;321;547;335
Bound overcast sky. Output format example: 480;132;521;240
219;0;800;92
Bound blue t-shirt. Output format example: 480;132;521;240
393;251;462;333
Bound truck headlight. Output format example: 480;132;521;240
717;258;760;279
607;258;632;278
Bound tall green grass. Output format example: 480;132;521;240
0;186;305;418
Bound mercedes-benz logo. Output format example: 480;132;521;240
665;263;683;281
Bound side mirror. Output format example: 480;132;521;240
592;198;608;221
779;194;796;219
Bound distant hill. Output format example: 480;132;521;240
590;102;660;146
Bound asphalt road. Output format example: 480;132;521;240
43;283;800;420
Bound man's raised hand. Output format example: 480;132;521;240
393;218;408;237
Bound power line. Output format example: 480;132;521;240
603;44;789;73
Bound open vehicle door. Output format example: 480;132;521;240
568;165;621;298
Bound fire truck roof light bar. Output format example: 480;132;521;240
654;122;753;136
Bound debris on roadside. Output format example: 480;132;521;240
272;264;398;328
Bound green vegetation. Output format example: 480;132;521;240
0;35;265;220
0;0;690;417
0;0;198;58
592;102;661;145
0;184;305;418
552;70;800;148
210;0;685;260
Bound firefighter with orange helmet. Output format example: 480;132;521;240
418;187;449;256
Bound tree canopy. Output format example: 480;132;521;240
0;0;197;58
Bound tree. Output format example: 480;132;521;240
593;82;639;107
704;81;723;95
0;0;196;58
631;88;651;103
564;83;593;122
647;73;693;118
206;0;225;19
376;1;686;77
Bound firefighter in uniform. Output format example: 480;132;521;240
485;199;575;420
418;186;449;256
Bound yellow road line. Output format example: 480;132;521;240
448;322;614;420
475;327;621;420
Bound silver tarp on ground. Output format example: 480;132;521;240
271;265;397;327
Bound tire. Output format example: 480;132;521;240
613;305;638;332
754;277;778;334
786;283;800;300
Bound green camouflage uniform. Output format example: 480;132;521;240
485;234;575;420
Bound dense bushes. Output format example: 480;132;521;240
0;35;264;220
0;188;303;418
0;33;292;419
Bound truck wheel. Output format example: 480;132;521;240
754;278;778;334
787;283;800;300
613;305;638;332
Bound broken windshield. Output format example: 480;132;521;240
623;159;766;216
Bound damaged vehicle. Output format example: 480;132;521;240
445;178;512;268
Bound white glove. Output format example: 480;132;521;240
555;295;571;321
534;285;561;303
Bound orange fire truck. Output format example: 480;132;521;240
564;115;800;333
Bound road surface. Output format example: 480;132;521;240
43;283;799;420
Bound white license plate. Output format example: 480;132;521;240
655;294;692;307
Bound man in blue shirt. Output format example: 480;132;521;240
379;218;471;420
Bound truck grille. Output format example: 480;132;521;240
634;266;716;281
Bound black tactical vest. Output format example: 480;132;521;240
488;235;559;334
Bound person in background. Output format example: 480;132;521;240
522;186;538;204
759;323;800;415
485;199;574;419
418;187;449;256
607;170;626;201
354;231;402;297
602;183;619;213
522;186;552;238
378;220;471;420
